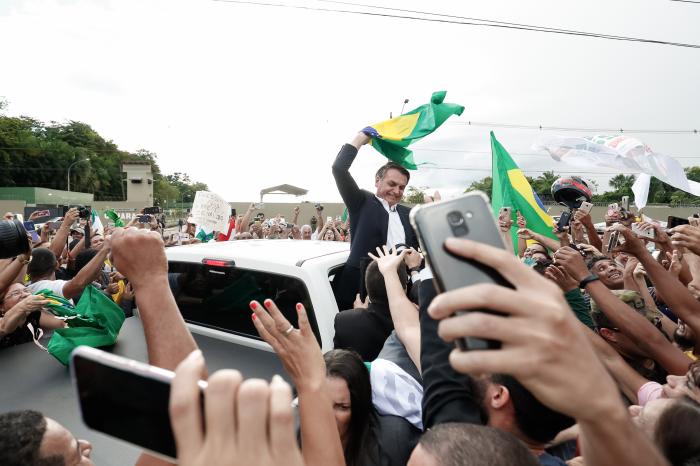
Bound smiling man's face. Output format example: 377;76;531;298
591;258;624;289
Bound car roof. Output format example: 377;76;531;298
166;239;350;268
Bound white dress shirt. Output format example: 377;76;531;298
376;196;405;249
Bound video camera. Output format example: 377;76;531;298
0;219;31;259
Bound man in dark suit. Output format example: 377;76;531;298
331;131;419;311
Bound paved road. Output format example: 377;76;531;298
0;317;286;466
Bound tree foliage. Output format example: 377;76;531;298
0;112;206;203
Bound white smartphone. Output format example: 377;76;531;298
499;207;512;220
632;223;655;240
578;201;593;215
621;196;630;211
71;346;207;462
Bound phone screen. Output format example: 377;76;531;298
72;349;185;460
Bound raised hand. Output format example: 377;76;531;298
250;299;325;391
170;350;304;466
368;245;408;276
670;225;700;256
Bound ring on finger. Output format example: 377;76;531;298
283;325;294;336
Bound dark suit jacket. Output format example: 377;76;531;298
333;302;394;362
332;144;418;269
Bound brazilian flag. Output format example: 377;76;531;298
490;132;557;252
367;91;464;170
104;209;124;227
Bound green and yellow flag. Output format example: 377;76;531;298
367;91;464;170
490;132;557;251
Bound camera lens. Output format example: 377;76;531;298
447;211;464;227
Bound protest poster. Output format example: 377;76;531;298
190;191;229;232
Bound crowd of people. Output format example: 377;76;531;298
0;129;699;466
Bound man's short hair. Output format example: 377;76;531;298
27;248;57;280
365;259;408;305
418;423;539;466
0;410;63;466
375;162;410;183
489;374;575;444
586;255;611;271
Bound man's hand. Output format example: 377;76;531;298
517;228;534;240
573;210;593;226
498;211;513;233
14;294;49;315
670;225;700;256
553;247;590;282
170;351;304;466
423;191;442;203
109;228;167;290
610;224;648;258
61;208;80;230
350;131;371;149
427;237;621;422
544;265;578;292
577;243;602;257
403;247;422;269
516;211;526;229
368;245;407;277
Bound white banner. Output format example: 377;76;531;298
190;191;229;232
533;134;698;208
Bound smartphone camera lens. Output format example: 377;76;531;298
447;211;469;236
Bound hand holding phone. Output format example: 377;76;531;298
410;191;512;350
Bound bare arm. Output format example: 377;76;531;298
61;246;110;300
50;208;79;259
0;295;48;338
236;203;256;234
111;228;199;466
0;256;29;296
371;247;421;371
577;210;603;252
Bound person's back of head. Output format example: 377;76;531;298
655;396;700;466
0;410;59;466
489;374;575;445
74;249;98;274
409;423;539;466
27;248;57;281
365;260;408;305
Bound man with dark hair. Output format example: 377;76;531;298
333;258;409;360
331;130;418;310
0;410;93;466
407;423;539;466
26;246;110;300
479;374;575;465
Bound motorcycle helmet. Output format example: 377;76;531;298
551;176;592;209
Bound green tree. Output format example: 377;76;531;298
403;186;427;204
608;174;636;194
465;176;492;194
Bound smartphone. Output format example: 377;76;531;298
621;196;630;211
409;191;512;350
327;216;332;223
556;211;572;232
578;201;593;215
607;230;620;252
632;223;655;240
23;221;36;231
668;216;690;229
499;207;512;221
71;346;206;461
138;214;151;223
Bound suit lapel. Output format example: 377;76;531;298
373;197;389;244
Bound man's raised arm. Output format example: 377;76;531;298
331;132;370;212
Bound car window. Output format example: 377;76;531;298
328;264;345;310
168;261;320;342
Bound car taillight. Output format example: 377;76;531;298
202;259;235;267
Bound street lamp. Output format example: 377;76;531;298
67;159;89;192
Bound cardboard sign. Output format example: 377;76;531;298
190;191;229;232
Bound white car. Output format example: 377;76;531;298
165;239;350;352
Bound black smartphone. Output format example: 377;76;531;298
409;191;512;350
138;214;151;223
71;346;206;461
668;216;690;229
143;206;162;215
556;211;572;232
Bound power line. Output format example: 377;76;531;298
212;0;700;49
670;0;700;3
450;121;700;135
416;148;700;159
422;165;642;175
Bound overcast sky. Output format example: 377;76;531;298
1;0;699;204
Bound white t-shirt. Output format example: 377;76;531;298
27;279;69;298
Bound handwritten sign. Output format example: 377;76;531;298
191;191;229;232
